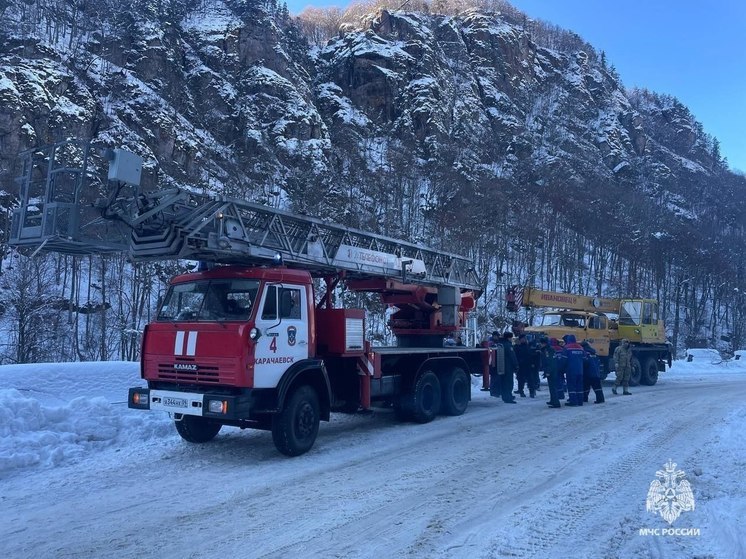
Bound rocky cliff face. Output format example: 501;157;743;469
0;1;328;203
0;1;743;315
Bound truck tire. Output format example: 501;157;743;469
441;367;469;416
641;357;659;386
411;371;442;423
629;357;642;387
175;415;222;443
272;385;320;457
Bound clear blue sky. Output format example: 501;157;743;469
287;0;746;172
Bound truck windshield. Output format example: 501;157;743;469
619;301;642;326
539;313;586;327
539;314;563;326
157;279;259;322
560;314;586;328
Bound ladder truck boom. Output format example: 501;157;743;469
9;140;489;457
9;141;479;292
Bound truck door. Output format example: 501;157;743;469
253;284;309;388
588;315;611;356
640;302;660;343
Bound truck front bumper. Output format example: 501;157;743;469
128;387;252;420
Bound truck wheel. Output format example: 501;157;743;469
641;357;659;386
411;371;442;423
175;415;222;443
629;357;642;387
272;385;320;457
441;367;469;416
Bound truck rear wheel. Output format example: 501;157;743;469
629;357;642;387
272;385;320;457
441;367;469;416
641;357;659;386
175;415;222;443
411;371;442;423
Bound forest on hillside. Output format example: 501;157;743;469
0;0;744;364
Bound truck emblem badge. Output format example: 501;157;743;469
646;459;695;524
287;325;297;346
174;363;198;371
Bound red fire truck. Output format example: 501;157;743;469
10;141;488;456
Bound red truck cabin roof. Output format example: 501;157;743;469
169;266;312;285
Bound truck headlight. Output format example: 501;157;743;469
129;388;150;409
208;400;228;414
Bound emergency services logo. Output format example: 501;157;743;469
287;325;297;346
646;459;695;525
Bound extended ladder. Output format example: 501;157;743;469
9;141;480;291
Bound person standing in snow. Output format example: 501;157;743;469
612;339;633;395
492;331;518;403
551;337;566;400
481;332;497;395
561;334;585;406
489;332;503;397
514;334;537;397
581;341;605;404
539;337;561;408
530;338;542;392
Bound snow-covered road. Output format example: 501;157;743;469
2;362;745;558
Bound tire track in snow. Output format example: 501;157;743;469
4;380;744;559
476;384;744;559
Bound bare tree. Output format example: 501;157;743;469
0;255;58;364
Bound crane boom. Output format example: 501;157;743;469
507;285;620;313
9;141;480;292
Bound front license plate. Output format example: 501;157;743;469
164;397;187;408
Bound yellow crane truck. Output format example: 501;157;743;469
506;286;673;386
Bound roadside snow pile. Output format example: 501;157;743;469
0;390;122;470
684;348;723;364
667;354;746;383
679;348;746;369
0;362;173;475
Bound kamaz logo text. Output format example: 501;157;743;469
174;363;198;371
174;331;198;356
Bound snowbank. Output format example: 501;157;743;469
0;362;172;475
